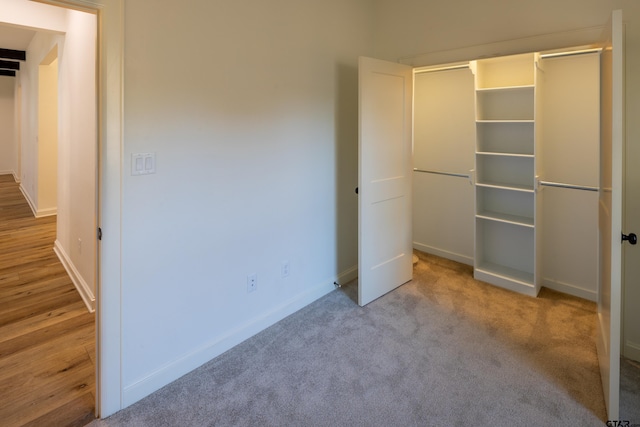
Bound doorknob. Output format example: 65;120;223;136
355;187;358;195
622;232;637;245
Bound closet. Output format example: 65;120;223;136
413;49;600;300
413;65;475;265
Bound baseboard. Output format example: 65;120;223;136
542;278;596;302
19;183;37;216
0;170;17;181
36;207;57;217
18;183;57;218
53;240;95;312
624;340;640;362
122;266;356;407
412;242;473;266
334;264;358;287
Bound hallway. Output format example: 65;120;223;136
0;174;95;426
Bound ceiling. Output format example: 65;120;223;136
0;24;36;51
0;24;35;76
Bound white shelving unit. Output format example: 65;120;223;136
471;53;541;296
410;49;600;301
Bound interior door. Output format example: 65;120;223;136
597;9;624;421
358;56;413;306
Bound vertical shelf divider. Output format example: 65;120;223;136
472;53;540;297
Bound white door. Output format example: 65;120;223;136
358;56;413;306
597;9;624;421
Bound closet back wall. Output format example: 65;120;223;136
413;67;475;265
539;52;600;301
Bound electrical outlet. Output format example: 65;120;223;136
281;261;290;278
77;238;82;254
247;273;257;293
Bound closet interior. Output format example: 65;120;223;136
413;48;600;300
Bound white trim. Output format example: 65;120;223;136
94;0;124;417
35;207;57;217
18;183;35;214
542;278;597;302
18;182;57;217
336;264;358;286
624;340;640;362
53;239;96;312
474;269;539;297
413;242;474;266
35;0;125;417
399;26;605;67
19;183;37;216
122;269;352;407
0;171;19;183
539;47;602;59
413;63;470;74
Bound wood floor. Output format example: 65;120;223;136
0;174;96;427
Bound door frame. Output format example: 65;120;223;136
596;9;624;420
33;0;124;417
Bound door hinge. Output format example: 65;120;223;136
97;227;102;241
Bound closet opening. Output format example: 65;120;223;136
412;48;601;300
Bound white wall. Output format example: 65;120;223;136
0;0;66;33
372;0;617;63
37;55;58;214
54;9;97;307
120;0;372;405
19;30;63;212
0;76;15;175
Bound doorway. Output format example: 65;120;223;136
33;0;125;418
359;14;622;417
0;0;102;421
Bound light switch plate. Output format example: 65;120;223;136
131;153;156;175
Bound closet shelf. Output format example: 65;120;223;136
476;212;534;228
476;152;534;158
476;182;534;192
476;120;535;124
475;262;534;287
476;85;535;92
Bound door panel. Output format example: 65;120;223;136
597;9;623;421
358;57;413;306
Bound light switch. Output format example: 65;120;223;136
144;155;153;171
131;153;156;175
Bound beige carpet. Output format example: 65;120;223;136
621;356;640;422
91;251;610;426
